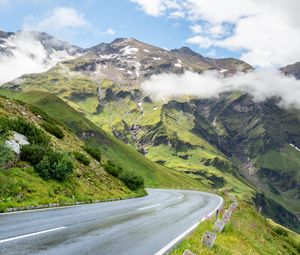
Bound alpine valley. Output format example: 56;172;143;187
1;30;300;237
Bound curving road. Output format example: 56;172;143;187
0;189;222;255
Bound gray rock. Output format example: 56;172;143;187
5;131;30;156
201;231;216;248
213;219;226;233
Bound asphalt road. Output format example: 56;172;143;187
0;189;222;255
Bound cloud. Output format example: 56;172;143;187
186;35;213;48
102;28;116;36
141;69;300;109
130;0;180;17
0;0;9;6
131;0;300;67
23;7;89;33
0;31;74;84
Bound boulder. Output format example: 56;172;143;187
5;131;30;156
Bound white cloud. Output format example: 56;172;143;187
23;7;89;33
190;24;203;34
131;0;300;67
0;31;76;84
186;35;213;48
102;28;116;36
169;11;185;19
130;0;167;17
141;69;300;109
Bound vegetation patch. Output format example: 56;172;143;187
185;170;226;189
104;160;144;190
83;145;101;162
172;201;300;255
41;122;64;139
0;116;50;145
73;151;90;166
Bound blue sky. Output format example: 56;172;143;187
0;0;299;67
0;0;239;59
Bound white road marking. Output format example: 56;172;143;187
137;204;161;211
154;195;223;255
0;227;66;244
290;144;300;152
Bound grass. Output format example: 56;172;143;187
171;200;300;255
255;145;300;216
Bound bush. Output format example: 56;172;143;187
0;140;14;168
104;161;144;190
0;117;10;135
21;145;73;181
104;160;122;177
41;122;64;139
73;151;90;166
0;117;50;145
36;151;73;181
83;146;101;162
119;171;144;190
21;144;50;166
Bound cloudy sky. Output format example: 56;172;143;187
0;0;299;67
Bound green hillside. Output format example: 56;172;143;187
0;89;206;189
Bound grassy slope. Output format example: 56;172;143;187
0;96;142;211
172;200;300;255
255;145;300;215
0;89;202;189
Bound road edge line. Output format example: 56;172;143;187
154;194;223;255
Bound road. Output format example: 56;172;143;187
0;189;222;255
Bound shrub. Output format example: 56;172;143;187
21;144;50;166
104;160;123;177
21;145;73;181
119;171;144;190
36;151;73;181
41;122;64;139
0;140;14;168
83;146;101;162
0;117;10;135
73;151;90;166
11;117;50;145
0;117;50;145
103;161;144;190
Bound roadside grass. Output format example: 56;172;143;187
171;201;300;255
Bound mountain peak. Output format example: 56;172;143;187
172;47;204;57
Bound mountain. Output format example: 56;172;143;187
280;62;300;80
2;33;300;232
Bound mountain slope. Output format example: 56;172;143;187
0;94;145;211
0;89;207;189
